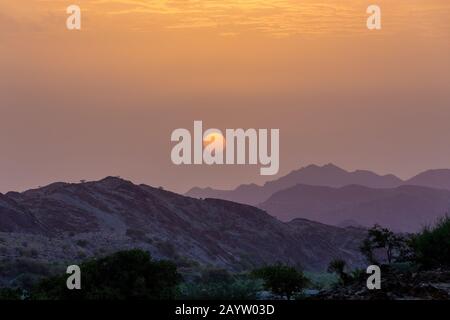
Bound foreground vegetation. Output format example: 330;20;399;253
1;217;449;300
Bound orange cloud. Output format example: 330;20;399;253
1;0;449;37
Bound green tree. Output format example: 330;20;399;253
252;264;308;300
31;250;181;300
360;225;404;264
179;269;262;300
360;238;377;264
411;216;450;269
0;288;23;300
327;259;352;285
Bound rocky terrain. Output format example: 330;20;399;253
315;266;450;300
0;177;368;286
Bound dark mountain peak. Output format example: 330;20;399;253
417;168;450;175
298;163;346;174
5;191;19;197
20;182;69;197
353;169;375;175
289;217;329;226
97;176;132;186
406;169;450;190
269;164;401;189
18;177;138;198
323;163;346;171
185;186;216;195
304;164;320;169
0;192;17;204
352;169;401;181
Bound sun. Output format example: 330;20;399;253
203;131;226;150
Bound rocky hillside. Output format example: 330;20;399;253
0;177;367;281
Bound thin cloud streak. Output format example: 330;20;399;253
2;1;449;37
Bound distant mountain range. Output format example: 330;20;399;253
186;164;450;231
2;164;449;282
407;169;450;190
0;177;367;276
259;184;450;232
186;164;450;205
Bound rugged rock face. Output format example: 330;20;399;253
315;266;450;300
0;193;44;233
0;177;367;276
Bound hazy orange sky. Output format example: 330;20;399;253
1;1;449;193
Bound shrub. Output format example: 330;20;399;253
0;258;55;290
31;249;182;300
0;258;52;278
173;256;199;269
327;259;352;285
201;268;232;283
0;288;23;300
303;272;339;290
178;269;262;300
360;225;406;264
411;216;450;269
252;264;308;300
